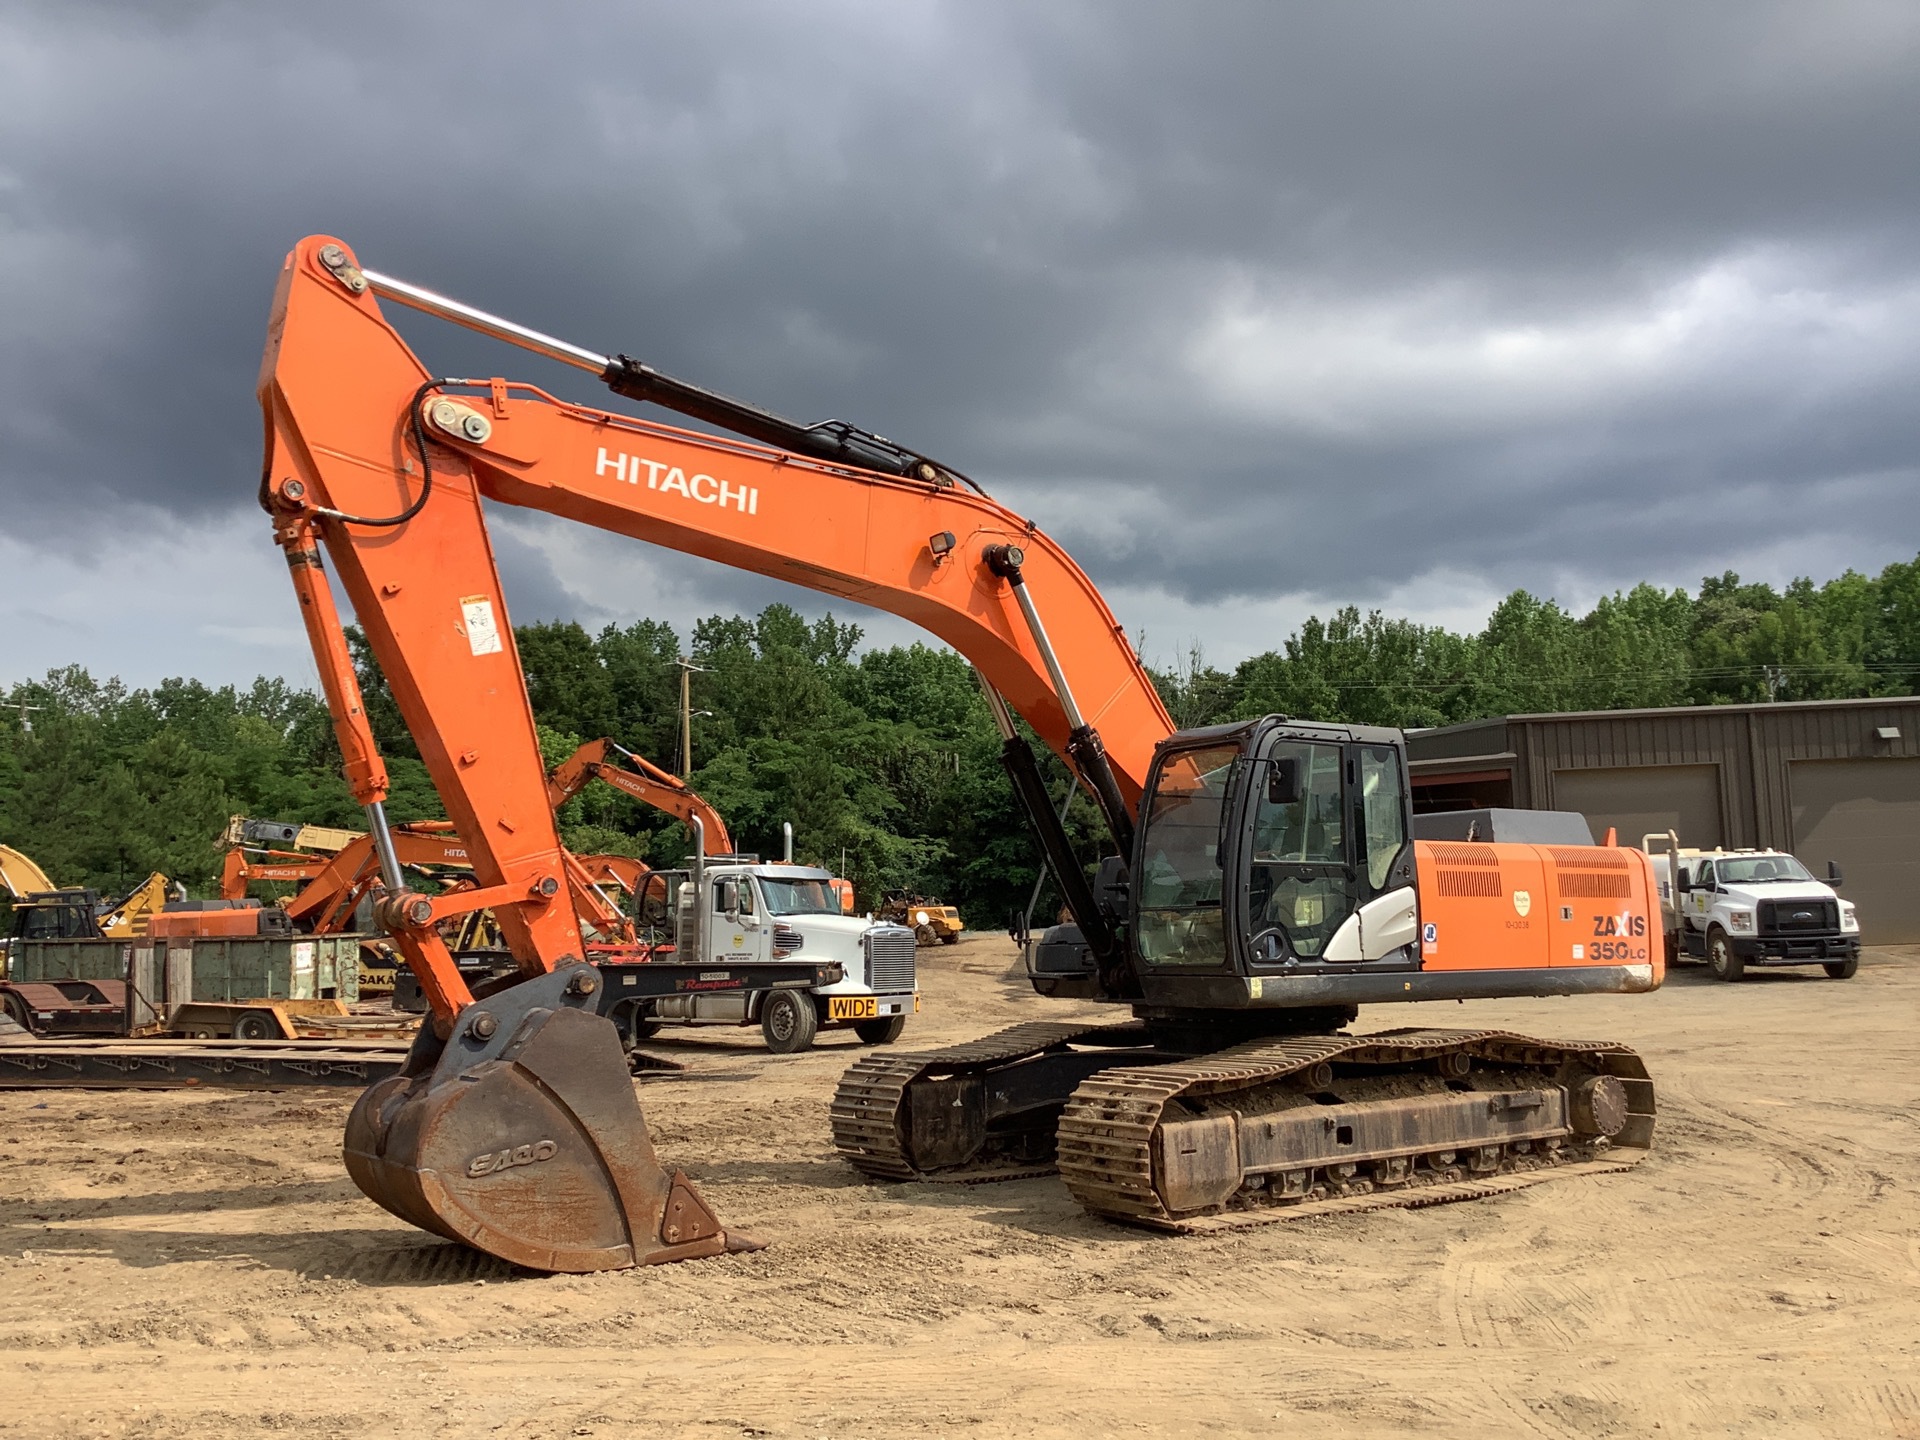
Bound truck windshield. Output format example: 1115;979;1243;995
1135;742;1240;967
1714;855;1814;885
759;878;842;915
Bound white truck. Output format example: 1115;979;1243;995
1642;833;1861;982
621;832;919;1053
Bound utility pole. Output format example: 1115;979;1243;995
2;700;44;735
676;657;711;778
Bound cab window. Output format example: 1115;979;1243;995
1135;743;1239;966
1250;743;1343;863
1359;745;1407;891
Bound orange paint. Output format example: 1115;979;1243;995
1416;840;1663;981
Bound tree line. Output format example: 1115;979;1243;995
4;555;1917;926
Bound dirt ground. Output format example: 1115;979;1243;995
1;938;1916;1440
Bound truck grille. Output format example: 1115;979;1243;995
865;926;917;993
1759;898;1837;935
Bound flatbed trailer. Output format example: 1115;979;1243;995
593;956;845;1041
395;955;846;1045
0;1036;410;1090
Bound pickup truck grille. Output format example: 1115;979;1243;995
1759;898;1838;935
864;926;917;993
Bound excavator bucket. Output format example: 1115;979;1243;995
344;966;759;1271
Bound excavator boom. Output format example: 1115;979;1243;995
0;846;57;901
260;235;1163;1272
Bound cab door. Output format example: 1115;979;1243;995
1352;743;1419;961
711;875;772;964
1245;739;1358;964
1687;860;1716;931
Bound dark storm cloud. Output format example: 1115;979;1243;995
3;0;1918;683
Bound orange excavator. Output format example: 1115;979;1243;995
223;822;634;944
546;738;734;856
222;739;724;947
258;236;1660;1273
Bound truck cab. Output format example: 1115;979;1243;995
642;860;919;1052
1644;835;1861;981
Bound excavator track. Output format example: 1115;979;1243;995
830;1020;1155;1182
1056;1028;1654;1233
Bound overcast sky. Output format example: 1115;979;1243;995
4;1;1918;692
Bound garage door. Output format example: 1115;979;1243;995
1550;764;1724;849
1790;757;1920;944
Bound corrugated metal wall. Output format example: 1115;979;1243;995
1507;699;1920;851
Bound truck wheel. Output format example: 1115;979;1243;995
231;1011;277;1041
1706;927;1744;982
1;991;35;1035
623;1005;660;1045
854;1015;907;1045
760;990;818;1054
1823;958;1858;979
940;932;960;946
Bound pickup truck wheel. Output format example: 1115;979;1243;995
1706;926;1744;982
854;1015;907;1045
761;990;818;1054
1823;958;1858;979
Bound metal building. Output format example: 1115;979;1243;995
1406;697;1920;942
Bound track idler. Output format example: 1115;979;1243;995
345;965;758;1272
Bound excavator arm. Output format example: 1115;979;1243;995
259;235;1174;1273
96;873;177;940
547;739;735;856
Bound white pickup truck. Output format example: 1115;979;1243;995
1642;835;1861;981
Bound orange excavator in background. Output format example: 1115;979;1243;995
546;738;734;855
222;737;727;945
226;820;638;949
258;236;1659;1274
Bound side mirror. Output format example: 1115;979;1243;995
1266;756;1303;807
1827;860;1844;889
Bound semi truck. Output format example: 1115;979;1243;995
623;828;917;1053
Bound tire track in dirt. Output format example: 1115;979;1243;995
3;939;1918;1439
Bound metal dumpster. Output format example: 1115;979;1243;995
8;934;360;1032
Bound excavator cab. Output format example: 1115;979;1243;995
1133;719;1419;995
1029;719;1422;1013
9;889;107;942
